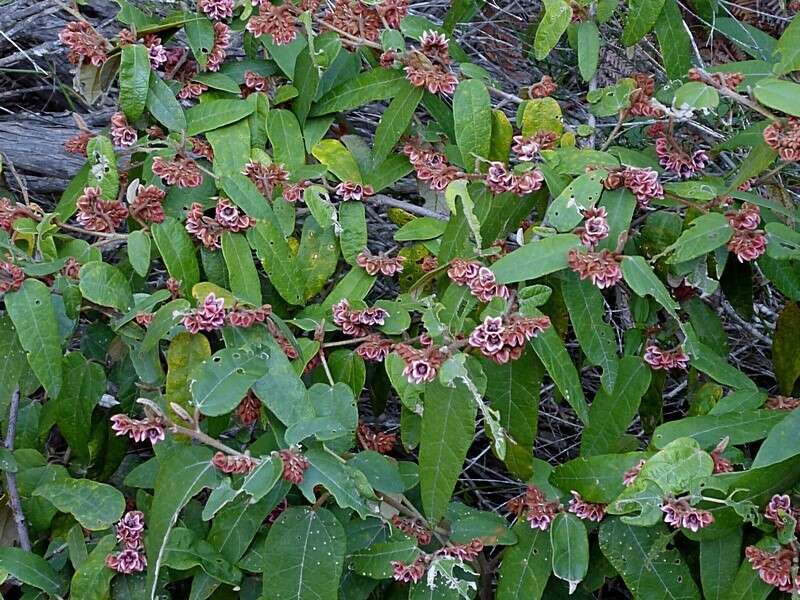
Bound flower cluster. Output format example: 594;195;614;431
529;75;557;98
243;161;290;197
375;0;408;28
278;448;309;484
567;248;622;289
356;250;405;276
76;187;129;233
628;73;662;117
764;494;800;532
403;31;459;95
64;130;95;156
468;314;550;364
199;0;234;21
357;422;396;453
688;68;744;90
242;71;273;96
622;459;646;486
568;491;606;522
660;497;714;532
128;184;165;224
394;342;448;385
59;21;110;66
391;540;484;583
331;299;388;336
190;137;214;161
355;335;394;362
283;181;309;202
335;181;374;201
763;117;800;161
227;304;272;328
726;202;766;262
0;262;25;294
484;162;544;195
391;515;432;545
511;131;558;161
447;259;509;302
654;137;708;178
185;198;254;248
152;155;203;188
324;0;381;46
745;545;799;593
247;3;299;45
643;343;690;370
402;141;464;191
207;22;231;71
212;452;258;474
106;511;147;574
110;413;166;445
235;392;261;425
709;438;734;474
574;207;609;248
506;485;561;530
182;293;226;333
109;112;137;148
143;34;168;69
765;395;800;410
603;167;664;206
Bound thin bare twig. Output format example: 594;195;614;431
4;388;32;551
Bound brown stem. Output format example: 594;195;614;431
600;110;629;152
3;389;32;551
170;424;258;461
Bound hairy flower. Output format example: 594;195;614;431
575;207;609;248
110;414;166;444
568;491;606;522
765;395;800;410
207;22;231;71
76;187;128;233
331;299;388;336
335;181;374;201
59;21;110;66
152;156;203;188
529;75;557;98
129;184;165;224
106;548;146;574
185;202;223;248
392;515;431;545
212;452;257;474
324;0;381;47
215;198;254;232
182;293;226;334
567;248;622;289
235;392;261;425
507;485;560;530
227;304;271;328
511;131;558;161
395;343;447;385
727;203;760;231
391;556;430;583
279;449;309;484
727;230;766;262
655;137;708;178
629;73;662;117
402;142;464;190
282;181;309;203
438;540;484;561
355;336;394;362
109;112;137;147
661;498;714;532
115;511;145;548
357;422;396;453
468;314;550;364
403;30;458;95
763;117;800;162
190;137;214;161
0;261;25;294
688;68;744;90
745;545;799;592
375;0;408;28
244;161;290;197
356;250;405;276
178;82;208;100
643;343;689;370
764;494;800;532
199;0;234;20
622;167;664;206
64;130;95;156
247;3;299;45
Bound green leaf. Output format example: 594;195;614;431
726;537;776;600
163;528;241;585
5;279;62;397
220;173;275;221
562;274;618;388
599;519;701;600
700;528;742;600
86;135;119;199
166;332;211;414
292;47;319;126
773;14;800;75
492;234;580;284
496;522;551;600
145;446;219;600
146;72;186;131
621;255;679;318
285;382;357;445
296;214;340;299
673;82;719;110
339;201;368;265
395;217;447;242
185;14;214;68
765;222;800;260
193;72;241;94
622;0;666;46
372;80;423;167
297;448;372;517
667;212;733;263
119;45;150;121
151;217;200;297
348;451;405;494
79;261;134;311
351;539;420;579
552;453;647;503
311;68;408;116
752;406;800;468
221;232;261;306
654;0;694;79
312;139;362;183
534;0;573;59
453;79;492;171
0;316;25;409
577;21;600;82
190;347;269;416
520;97;564;136
268;109;306;168
545;172;606;232
652;410;785;448
128;229;151;277
251;338;310;427
772;301;800;394
0;547;63;596
186;99;255;135
550;513;589;593
70;535;117;600
208;119;252;176
489;109;513;162
420;377;477;522
753;77;800;117
51;352;105;459
482;350;543;479
34;478;125;530
262;507;345;600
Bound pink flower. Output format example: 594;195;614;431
622;459;645;486
246;4;298;46
0;262;25;294
655;137;708;178
212;452;257;474
622;167;663;206
568;491;607;522
283;181;309;202
575;207;609;248
59;21;109;66
331;299;388;336
391;556;430;583
567;248;622;289
335;181;374;201
129;184;165;224
106;548;146;574
660;498;714;532
199;0;234;20
152;156;203;188
182;293;226;333
511;132;558;161
727;230;766;262
468;314;549;364
395;343;447;385
745;546;799;592
76;187;128;233
207;22;230;71
355;336;393;362
110;112;137;148
358;422;397;454
110;414;166;445
392;515;431;545
185;203;223;249
243;161;290;198
356;250;406;276
279;449;309;484
643;343;689;370
437;540;484;561
727;203;760;231
115;511;145;547
375;0;408;28
215;198;254;232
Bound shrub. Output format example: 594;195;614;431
1;0;799;598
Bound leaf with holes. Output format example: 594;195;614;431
190;347;269;416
